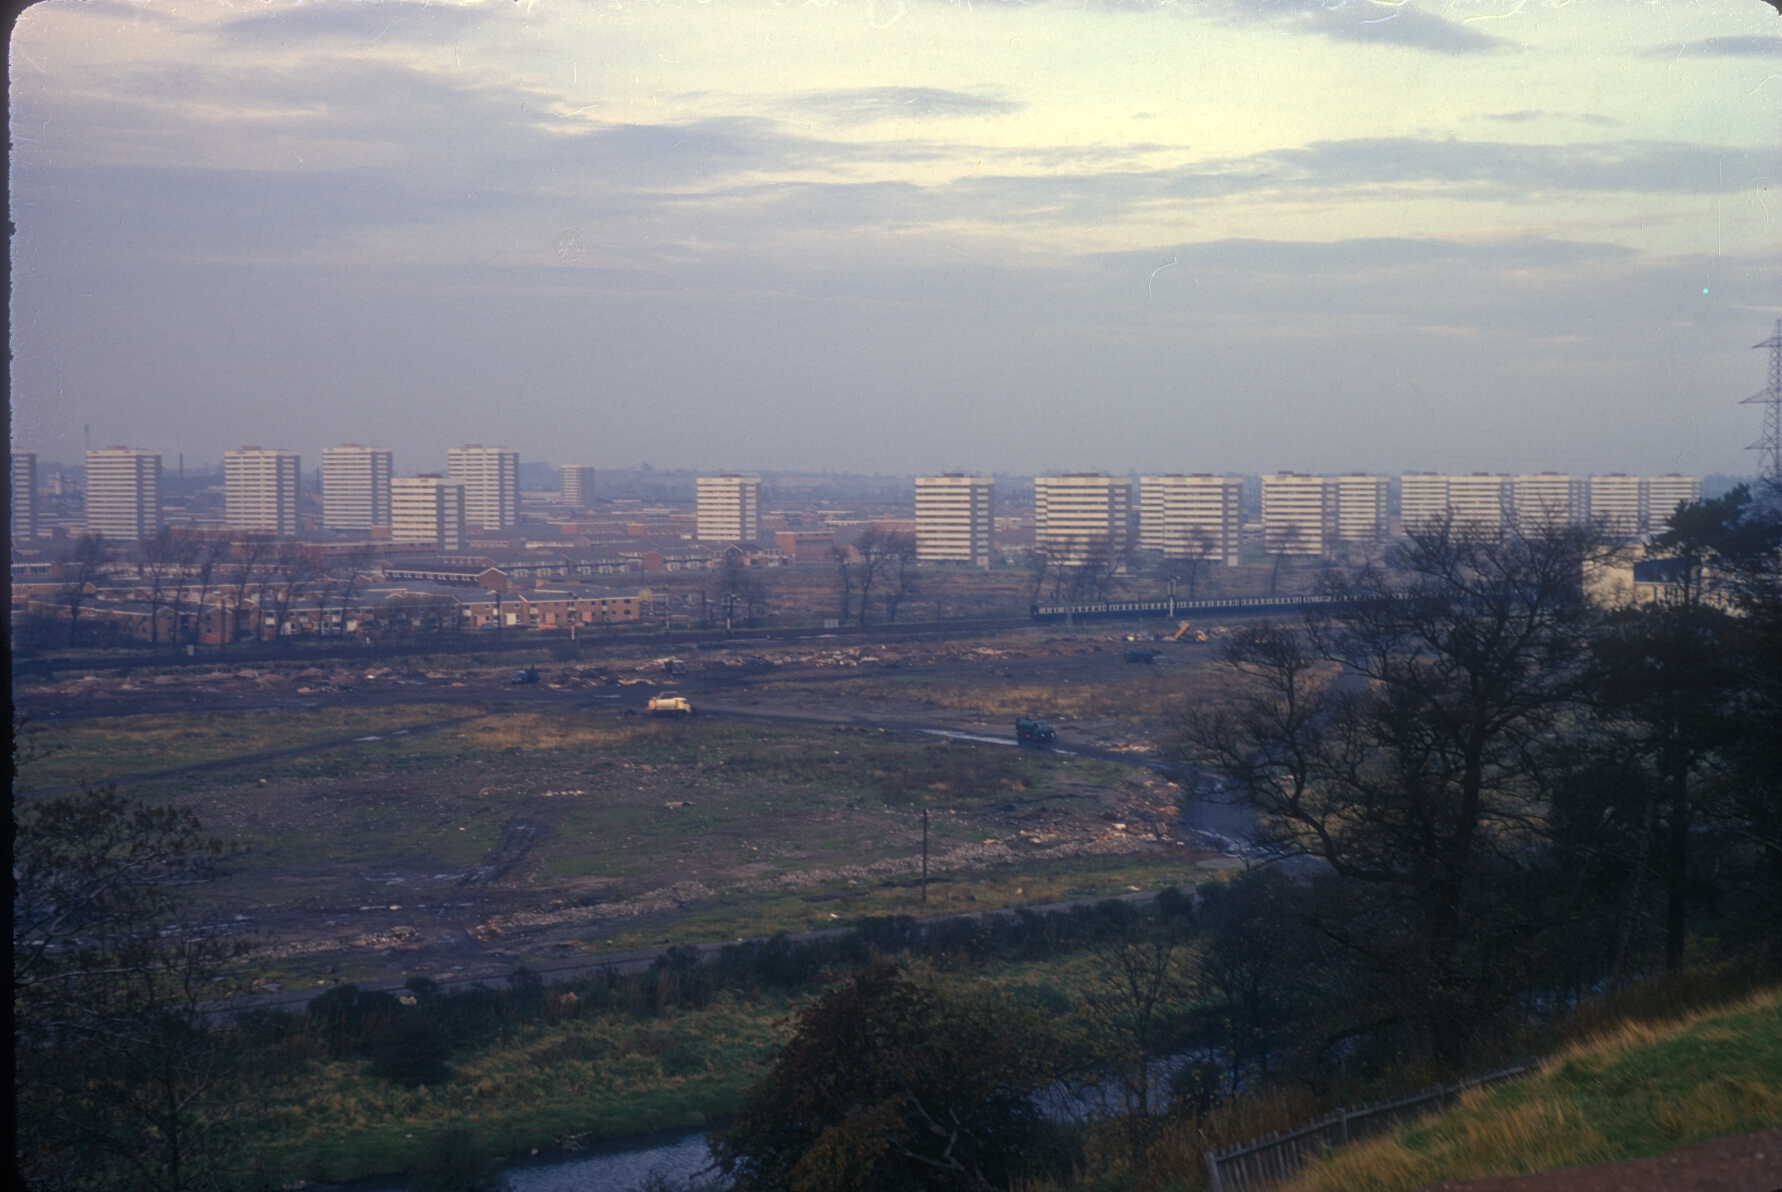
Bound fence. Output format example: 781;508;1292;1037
1030;595;1342;622
1203;1061;1534;1192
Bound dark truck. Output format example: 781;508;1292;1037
1124;647;1161;664
1015;717;1056;747
511;667;539;685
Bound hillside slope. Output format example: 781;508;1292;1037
1281;989;1782;1192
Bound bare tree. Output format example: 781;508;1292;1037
334;548;374;640
1175;516;1608;1070
263;540;318;641
304;571;339;639
830;542;855;626
224;533;276;643
137;529;183;650
1025;544;1051;608
1065;533;1125;604
175;532;223;649
1161;525;1217;601
1076;926;1192;1167
1266;523;1305;597
853;525;902;626
880;531;919;623
14;784;253;1192
59;534;113;647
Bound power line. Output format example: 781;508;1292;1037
1743;318;1782;483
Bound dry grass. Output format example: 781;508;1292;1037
1278;987;1782;1192
14;704;482;789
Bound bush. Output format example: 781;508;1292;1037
715;964;1063;1191
409;1127;506;1192
372;1014;452;1087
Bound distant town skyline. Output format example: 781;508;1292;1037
9;1;1780;478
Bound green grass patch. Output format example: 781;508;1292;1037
245;990;793;1184
1284;989;1782;1192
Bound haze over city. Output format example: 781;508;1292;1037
8;0;1780;480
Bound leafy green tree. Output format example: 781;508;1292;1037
714;964;1061;1192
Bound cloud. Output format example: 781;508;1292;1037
1647;35;1782;58
1219;0;1505;54
797;86;1023;124
1181;137;1779;199
1475;110;1622;128
214;0;497;45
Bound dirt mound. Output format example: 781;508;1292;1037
1421;1129;1782;1192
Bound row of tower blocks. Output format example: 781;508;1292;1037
12;445;529;551
12;449;1701;563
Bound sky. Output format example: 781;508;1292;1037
8;0;1781;479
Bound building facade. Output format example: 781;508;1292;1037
1261;473;1337;557
914;474;994;567
1034;474;1132;565
84;447;162;541
1646;474;1702;532
1446;474;1512;537
1589;474;1646;539
1334;473;1389;543
696;474;762;543
11;451;37;541
560;465;597;510
1513;473;1587;531
322;445;393;531
391;475;468;552
1138;474;1241;566
447;445;521;531
1400;473;1449;534
224;447;301;536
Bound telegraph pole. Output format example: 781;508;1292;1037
1744;318;1782;483
921;808;929;906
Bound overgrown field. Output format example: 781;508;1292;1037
755;663;1219;729
235;900;1189;1184
15;703;485;789
18;705;1211;987
1282;989;1782;1192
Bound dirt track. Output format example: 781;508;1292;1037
1421;1129;1782;1192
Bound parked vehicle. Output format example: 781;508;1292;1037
1124;648;1160;664
1015;717;1055;747
662;659;687;675
511;667;539;685
648;693;695;717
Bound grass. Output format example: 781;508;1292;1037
247;921;1202;1185
22;706;1194;989
758;668;1213;728
597;853;1226;952
248;989;794;1184
14;704;486;789
1278;988;1782;1192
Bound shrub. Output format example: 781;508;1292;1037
409;1127;506;1192
372;1014;453;1087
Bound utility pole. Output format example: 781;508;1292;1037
921;808;929;907
1744;318;1782;483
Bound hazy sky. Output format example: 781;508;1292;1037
9;0;1780;479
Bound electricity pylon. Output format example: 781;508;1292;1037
1744;318;1782;483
